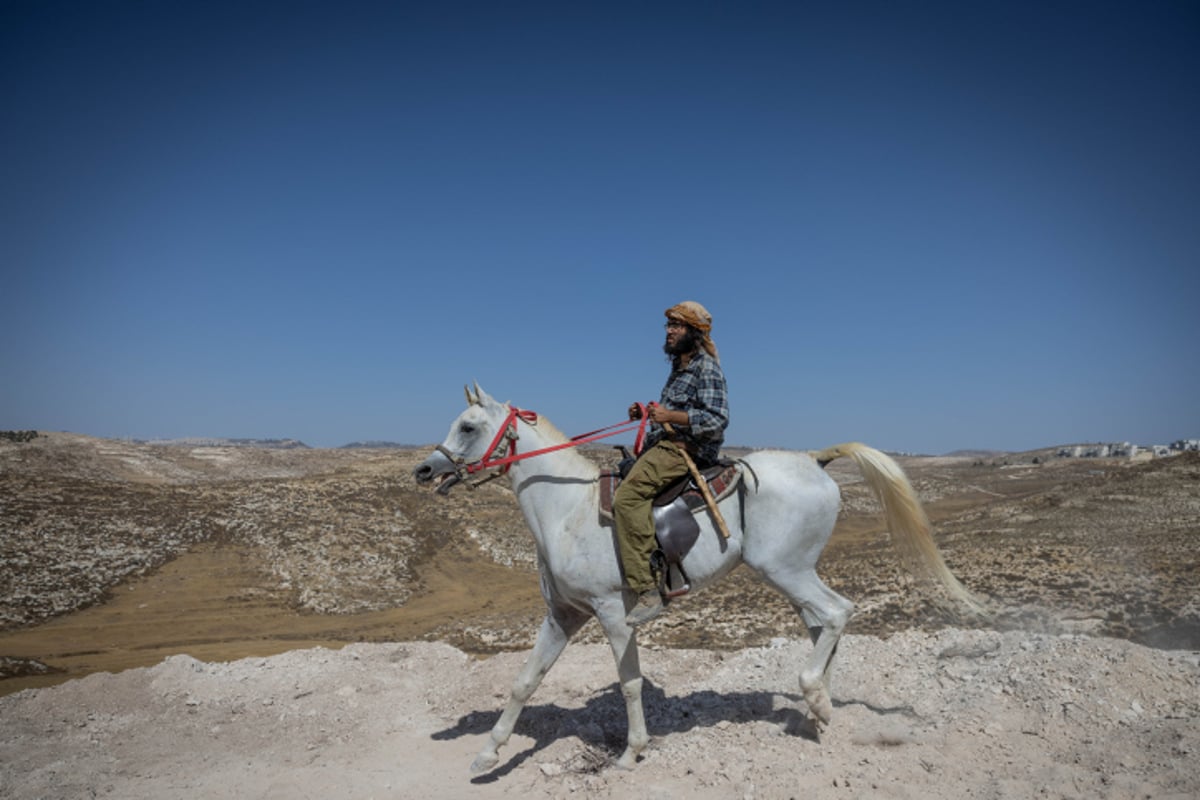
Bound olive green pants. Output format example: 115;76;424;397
613;441;690;592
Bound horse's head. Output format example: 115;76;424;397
413;383;511;495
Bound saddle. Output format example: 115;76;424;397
599;453;743;598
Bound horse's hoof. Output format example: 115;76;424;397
470;752;499;774
614;749;639;770
803;686;833;728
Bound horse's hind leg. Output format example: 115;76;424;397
471;605;588;774
795;603;842;700
767;569;854;729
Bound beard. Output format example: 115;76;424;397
664;327;700;358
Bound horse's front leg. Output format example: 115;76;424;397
595;597;650;769
471;605;587;774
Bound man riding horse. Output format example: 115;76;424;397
616;300;729;626
415;354;982;771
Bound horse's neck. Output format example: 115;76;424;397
508;418;599;483
507;418;599;529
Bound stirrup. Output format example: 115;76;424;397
650;549;690;600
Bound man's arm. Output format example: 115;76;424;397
683;359;729;439
647;404;689;427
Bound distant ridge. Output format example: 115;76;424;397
339;441;419;449
138;438;310;449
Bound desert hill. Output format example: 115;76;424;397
0;432;1197;796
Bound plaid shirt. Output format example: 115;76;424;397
644;350;729;464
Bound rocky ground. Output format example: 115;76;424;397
1;631;1196;799
1;433;1198;797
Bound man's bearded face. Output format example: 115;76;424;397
664;324;699;357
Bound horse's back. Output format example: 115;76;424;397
739;449;840;506
737;449;842;571
675;450;839;588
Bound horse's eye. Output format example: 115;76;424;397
460;423;476;435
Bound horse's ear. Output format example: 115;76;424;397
474;383;497;407
464;385;478;406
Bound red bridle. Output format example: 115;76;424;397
464;406;540;476
447;404;652;487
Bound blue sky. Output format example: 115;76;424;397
2;1;1197;453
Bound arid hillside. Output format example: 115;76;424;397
2;433;1198;799
1;432;1197;693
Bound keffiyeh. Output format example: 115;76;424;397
665;300;719;362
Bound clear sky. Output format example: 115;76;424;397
3;1;1197;454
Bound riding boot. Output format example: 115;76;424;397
625;589;664;626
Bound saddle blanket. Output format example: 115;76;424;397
598;461;743;521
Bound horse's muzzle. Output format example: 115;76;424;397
413;450;462;495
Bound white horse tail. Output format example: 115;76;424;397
812;442;989;617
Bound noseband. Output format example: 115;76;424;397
438;407;540;489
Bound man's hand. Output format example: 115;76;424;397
647;404;689;427
627;403;644;420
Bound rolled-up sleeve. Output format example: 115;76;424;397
685;358;729;441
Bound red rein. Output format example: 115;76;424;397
466;404;651;476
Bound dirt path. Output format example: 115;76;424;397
0;542;541;697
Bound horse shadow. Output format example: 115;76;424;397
432;680;915;781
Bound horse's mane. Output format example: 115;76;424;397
529;412;569;443
519;410;599;474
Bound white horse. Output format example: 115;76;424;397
413;385;983;772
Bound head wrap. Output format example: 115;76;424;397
665;300;719;362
